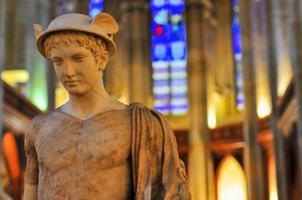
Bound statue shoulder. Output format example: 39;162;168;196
128;102;165;118
26;111;56;140
129;102;173;136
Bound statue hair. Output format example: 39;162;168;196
43;31;107;59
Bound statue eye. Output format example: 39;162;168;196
52;58;63;65
73;55;85;62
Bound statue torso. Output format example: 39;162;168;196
34;108;133;200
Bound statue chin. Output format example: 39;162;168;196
64;85;93;97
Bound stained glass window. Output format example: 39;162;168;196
231;0;244;110
150;0;188;115
89;0;104;17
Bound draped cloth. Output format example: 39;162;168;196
130;103;190;200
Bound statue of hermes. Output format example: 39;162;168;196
23;12;190;200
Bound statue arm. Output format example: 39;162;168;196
23;121;39;200
130;103;190;200
149;109;190;200
23;183;37;200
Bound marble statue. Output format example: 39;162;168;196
23;12;190;200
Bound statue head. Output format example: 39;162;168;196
34;12;119;58
33;13;119;96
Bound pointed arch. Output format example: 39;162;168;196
216;155;247;200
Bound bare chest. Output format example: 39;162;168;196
35;111;131;173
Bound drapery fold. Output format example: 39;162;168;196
130;103;190;200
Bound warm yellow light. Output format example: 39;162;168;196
118;94;129;105
257;99;271;118
269;156;278;200
55;83;69;108
237;104;244;111
208;106;216;128
1;70;29;86
277;54;292;96
217;156;247;200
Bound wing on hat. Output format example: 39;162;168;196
33;24;43;39
91;13;119;39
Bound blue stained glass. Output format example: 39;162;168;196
169;23;186;41
171;41;186;59
151;25;169;43
236;99;244;104
171;23;181;33
155;106;170;114
153;9;169;25
151;0;166;8
89;8;102;17
171;79;187;85
154;96;170;102
231;0;238;5
169;0;184;5
168;0;185;14
154;93;170;98
171;68;186;74
152;43;170;61
154;44;168;59
154;80;169;87
232;18;242;55
171;14;183;24
155;105;170;109
151;0;188;115
169;7;185;15
172;93;187;98
171;104;188;109
89;0;104;17
153;68;169;73
231;0;244;110
235;72;242;79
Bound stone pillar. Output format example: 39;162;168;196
264;0;289;199
56;0;77;14
77;0;90;14
238;0;265;199
185;1;214;199
4;0;18;69
120;0;151;106
24;0;52;111
287;0;302;197
0;0;5;71
0;0;6;188
47;1;57;111
102;0;131;103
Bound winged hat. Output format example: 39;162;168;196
34;12;119;57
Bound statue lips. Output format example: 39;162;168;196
65;80;80;87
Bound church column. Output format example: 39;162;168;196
46;1;58;111
0;0;6;108
264;0;289;199
0;0;6;187
77;0;90;14
23;0;54;111
238;0;265;199
102;0;131;103
185;1;214;199
287;0;302;196
121;0;151;106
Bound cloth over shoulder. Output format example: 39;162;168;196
129;103;190;200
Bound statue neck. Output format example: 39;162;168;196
63;82;115;119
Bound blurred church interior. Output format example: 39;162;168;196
1;0;302;199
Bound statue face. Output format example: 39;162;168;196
50;44;100;96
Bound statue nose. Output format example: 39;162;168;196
64;60;76;78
